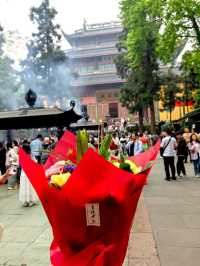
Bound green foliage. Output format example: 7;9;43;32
0;27;22;110
99;134;112;160
157;0;200;62
0;56;21;110
77;130;89;163
194;89;200;108
0;24;4;56
21;0;67;99
182;49;200;86
119;71;151;114
116;0;162;131
120;0;162;68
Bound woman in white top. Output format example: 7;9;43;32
188;134;200;177
6;142;19;190
19;142;38;207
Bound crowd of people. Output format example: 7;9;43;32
0;125;199;208
160;128;200;181
0;134;57;207
90;131;156;157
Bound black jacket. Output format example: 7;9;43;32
177;139;188;156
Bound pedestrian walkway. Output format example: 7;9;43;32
144;158;200;266
124;197;160;266
0;187;51;265
0;158;199;265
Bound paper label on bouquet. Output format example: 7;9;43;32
85;203;100;226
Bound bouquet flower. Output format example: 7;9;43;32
19;131;160;266
46;130;153;190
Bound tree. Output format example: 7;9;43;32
119;71;150;130
117;0;162;132
115;32;148;129
21;0;67;105
160;72;181;122
154;1;200;113
181;49;200;97
0;25;22;110
158;0;200;63
0;57;22;110
0;24;4;56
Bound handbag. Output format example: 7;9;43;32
160;137;172;157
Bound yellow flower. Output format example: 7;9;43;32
124;160;142;174
50;173;71;189
112;161;120;168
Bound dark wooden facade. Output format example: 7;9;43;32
0;107;82;130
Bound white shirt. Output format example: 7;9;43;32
161;136;177;157
30;139;43;157
134;140;143;155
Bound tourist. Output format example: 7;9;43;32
19;142;38;207
41;137;51;164
0;142;6;175
176;133;187;178
191;128;199;137
183;128;191;163
160;129;177;181
5;142;19;190
139;133;149;151
126;134;135;156
134;133;143;155
120;134;127;155
12;140;21;184
30;134;43;163
110;133;120;156
12;140;19;154
188;134;200;177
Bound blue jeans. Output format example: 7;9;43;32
192;159;200;176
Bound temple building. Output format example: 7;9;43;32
65;21;132;122
65;21;192;124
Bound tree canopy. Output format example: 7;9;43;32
0;26;22;110
116;0;162;131
158;0;200;62
21;0;68;106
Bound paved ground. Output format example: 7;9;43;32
0;158;199;266
144;158;200;266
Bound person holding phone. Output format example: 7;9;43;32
0;168;14;184
5;142;19;190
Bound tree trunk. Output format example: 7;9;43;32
138;108;144;132
190;16;200;47
149;102;156;133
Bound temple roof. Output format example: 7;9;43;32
0;107;82;129
64;21;122;45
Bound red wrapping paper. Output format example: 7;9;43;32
129;140;160;171
44;131;77;170
19;135;160;266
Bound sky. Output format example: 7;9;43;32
0;0;120;60
0;0;120;35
